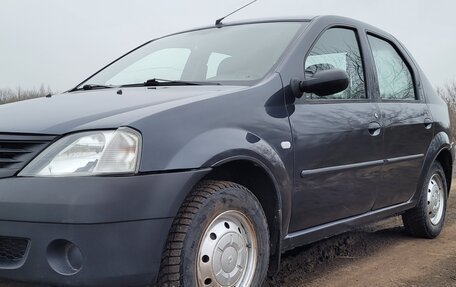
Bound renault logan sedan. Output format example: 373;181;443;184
0;16;452;287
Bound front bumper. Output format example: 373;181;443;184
0;169;209;286
0;219;172;286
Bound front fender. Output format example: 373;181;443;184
133;73;295;236
166;127;293;226
167;128;285;171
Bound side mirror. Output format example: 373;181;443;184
291;69;350;98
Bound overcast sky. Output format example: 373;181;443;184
1;0;455;91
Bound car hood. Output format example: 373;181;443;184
0;86;245;135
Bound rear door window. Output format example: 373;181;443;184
367;35;416;101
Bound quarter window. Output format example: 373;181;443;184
305;28;366;100
368;35;415;100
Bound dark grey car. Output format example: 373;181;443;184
0;16;452;286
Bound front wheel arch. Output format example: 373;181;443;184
158;180;270;286
203;157;286;275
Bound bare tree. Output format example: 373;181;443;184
0;84;52;105
437;81;456;144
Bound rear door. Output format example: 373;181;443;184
289;27;383;232
367;34;433;209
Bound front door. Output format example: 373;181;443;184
288;27;383;232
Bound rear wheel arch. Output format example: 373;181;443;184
403;161;448;238
415;132;453;203
435;148;453;194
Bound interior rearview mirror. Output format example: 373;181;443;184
291;69;350;98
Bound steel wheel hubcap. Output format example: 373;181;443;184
427;173;445;225
197;210;257;286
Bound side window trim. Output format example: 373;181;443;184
366;31;421;102
301;25;370;103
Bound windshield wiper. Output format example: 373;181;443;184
121;78;221;88
72;84;115;91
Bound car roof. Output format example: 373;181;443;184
164;15;391;38
230;16;395;42
145;15;396;53
218;15;390;33
179;16;316;33
215;16;318;25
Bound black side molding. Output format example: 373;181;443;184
301;154;424;178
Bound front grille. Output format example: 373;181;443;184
0;236;29;268
0;133;55;178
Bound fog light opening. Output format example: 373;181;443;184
47;239;83;276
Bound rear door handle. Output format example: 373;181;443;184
368;122;382;137
424;118;433;130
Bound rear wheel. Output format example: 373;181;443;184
158;180;270;287
402;161;448;238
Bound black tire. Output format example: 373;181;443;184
158;180;270;287
402;161;448;239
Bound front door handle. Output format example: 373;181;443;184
368;122;382;137
424;118;433;130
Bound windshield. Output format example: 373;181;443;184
76;22;306;88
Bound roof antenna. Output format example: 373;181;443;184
215;0;258;26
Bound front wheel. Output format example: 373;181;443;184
158;180;270;287
402;161;448;238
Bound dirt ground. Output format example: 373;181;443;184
265;180;456;287
3;183;456;287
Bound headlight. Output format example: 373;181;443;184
18;128;141;177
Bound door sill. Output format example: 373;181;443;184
282;200;415;252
